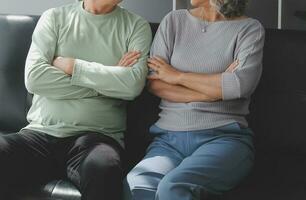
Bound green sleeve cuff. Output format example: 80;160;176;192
71;59;86;86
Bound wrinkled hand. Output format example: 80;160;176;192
147;56;182;85
117;51;141;67
225;60;239;73
52;57;75;75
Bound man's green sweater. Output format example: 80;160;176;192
23;2;152;146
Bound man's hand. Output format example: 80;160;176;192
53;57;75;75
117;51;141;67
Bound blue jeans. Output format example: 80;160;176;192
124;123;255;200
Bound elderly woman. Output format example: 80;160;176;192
0;0;151;200
124;0;265;199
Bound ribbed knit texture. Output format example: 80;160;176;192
23;2;152;146
151;10;265;131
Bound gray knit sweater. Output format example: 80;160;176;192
151;10;265;131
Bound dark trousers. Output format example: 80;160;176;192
0;129;124;200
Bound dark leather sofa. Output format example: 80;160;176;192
0;14;306;200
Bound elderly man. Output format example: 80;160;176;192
0;0;151;199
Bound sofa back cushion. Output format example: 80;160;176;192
248;29;306;154
0;15;38;133
1;14;306;157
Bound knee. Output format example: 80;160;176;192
83;159;122;180
126;168;160;192
125;170;144;195
80;145;123;183
156;174;216;200
75;145;123;200
78;153;123;200
125;170;141;192
156;174;195;200
124;169;159;200
156;176;176;199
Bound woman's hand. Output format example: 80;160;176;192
226;60;239;72
52;57;75;75
147;56;182;85
117;51;141;67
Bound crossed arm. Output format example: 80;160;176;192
148;12;264;104
25;9;152;100
147;57;239;103
52;51;141;77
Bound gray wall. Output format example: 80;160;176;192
0;0;172;22
173;0;279;29
179;0;279;29
246;0;306;30
246;0;279;29
175;0;188;10
181;0;306;31
120;0;172;23
2;0;304;30
283;0;306;30
0;0;75;15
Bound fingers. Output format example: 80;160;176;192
123;57;139;67
128;58;138;67
53;56;63;61
148;57;166;67
226;60;239;72
124;51;141;62
148;58;160;67
148;62;159;71
120;51;137;62
147;58;164;75
154;56;167;64
52;57;75;75
52;57;65;68
118;51;136;66
148;56;171;74
119;51;141;67
52;56;62;66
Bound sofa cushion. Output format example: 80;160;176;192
223;152;306;200
1;14;306;200
247;29;306;154
12;180;81;200
0;15;38;133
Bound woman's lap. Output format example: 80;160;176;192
124;123;255;200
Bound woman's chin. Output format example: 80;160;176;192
190;0;206;8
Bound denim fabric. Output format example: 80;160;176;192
124;123;254;200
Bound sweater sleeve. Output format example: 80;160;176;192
70;20;152;101
150;13;174;63
25;9;99;99
221;21;265;100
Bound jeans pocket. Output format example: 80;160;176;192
217;122;254;136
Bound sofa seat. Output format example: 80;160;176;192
1;14;306;200
12;180;81;200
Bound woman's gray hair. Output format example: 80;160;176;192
210;0;249;18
